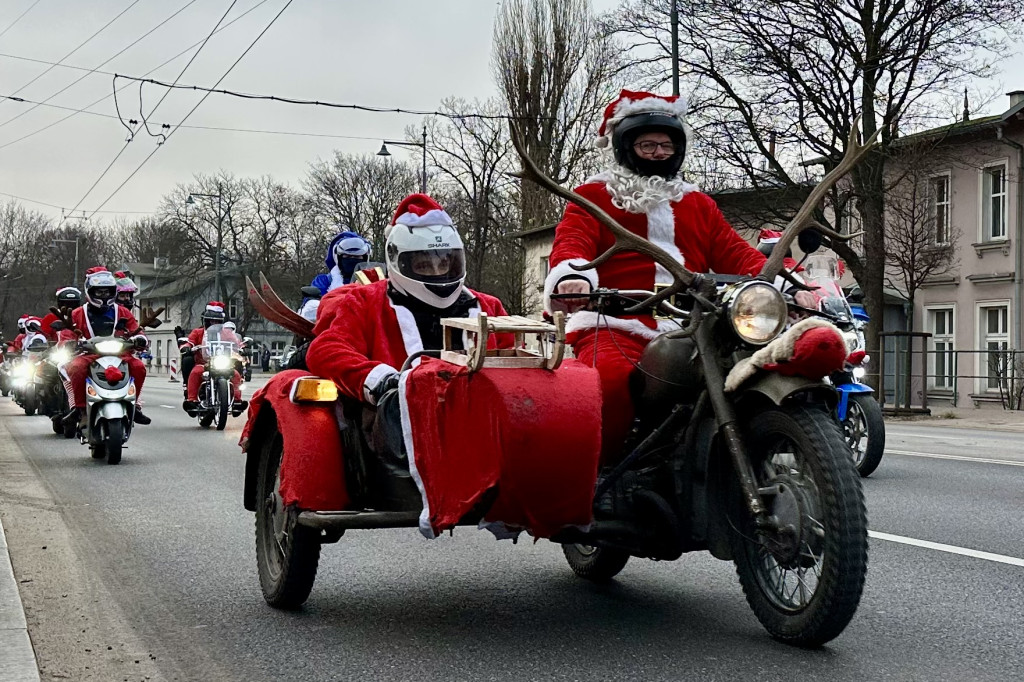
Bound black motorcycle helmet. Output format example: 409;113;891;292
55;286;82;308
202;309;225;328
611;112;687;179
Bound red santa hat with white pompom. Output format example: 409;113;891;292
205;301;225;314
385;193;453;238
595;89;691;150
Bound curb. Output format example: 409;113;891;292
0;516;40;682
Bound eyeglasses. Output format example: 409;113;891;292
633;141;677;154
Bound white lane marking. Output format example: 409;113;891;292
886;449;1024;467
869;531;1024;567
160;405;175;409
887;432;974;441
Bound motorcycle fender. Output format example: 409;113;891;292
96;401;127;423
835;382;873;420
241;370;347;513
736;372;838;411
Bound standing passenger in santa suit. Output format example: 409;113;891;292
547;89;817;462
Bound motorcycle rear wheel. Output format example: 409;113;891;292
730;405;867;647
845;395;885;478
215;377;229;431
255;427;321;609
562;544;630;582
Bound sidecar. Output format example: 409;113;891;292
240;314;603;608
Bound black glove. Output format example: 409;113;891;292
131;335;148;350
369;371;401;405
174;325;186;340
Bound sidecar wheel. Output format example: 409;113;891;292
562;544;630;582
255;427;320;609
730;406;867;647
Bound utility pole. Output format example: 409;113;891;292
670;0;680;96
378;126;429;193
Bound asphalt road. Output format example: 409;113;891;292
1;380;1022;682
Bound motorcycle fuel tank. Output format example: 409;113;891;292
635;334;702;409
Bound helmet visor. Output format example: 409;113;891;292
396;248;465;285
90;286;116;302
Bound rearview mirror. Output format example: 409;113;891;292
797;229;823;255
50;321;65;331
300;286;323;299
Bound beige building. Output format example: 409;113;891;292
896;92;1024;408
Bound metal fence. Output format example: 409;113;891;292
874;332;1024;413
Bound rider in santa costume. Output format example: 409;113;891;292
60;267;151;426
548;89;817;461
307;193;513;404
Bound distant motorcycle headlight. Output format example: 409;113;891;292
852;367;866;380
50;349;72;365
727;281;788;345
95;340;126;355
211;355;232;371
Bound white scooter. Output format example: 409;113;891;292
76;336;137;464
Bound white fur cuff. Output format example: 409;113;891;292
363;363;399;403
543;258;599;314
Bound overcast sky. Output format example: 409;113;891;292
2;0;1022;223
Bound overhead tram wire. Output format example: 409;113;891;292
0;0;200;130
87;0;294;218
0;0;141;104
0;0;270;152
0;95;390;141
0;0;43;42
67;0;241;218
0;190;150;214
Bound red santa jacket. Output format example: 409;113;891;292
70;304;145;341
8;333;25;352
546;181;767;339
307;280;514;402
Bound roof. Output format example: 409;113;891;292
119;261;187;278
140;270;216;299
509;223;557;239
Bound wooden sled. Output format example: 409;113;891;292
440;312;565;372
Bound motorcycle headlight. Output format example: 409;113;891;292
852;367;866;379
50;349;72;365
15;364;33;378
843;331;860;353
727;282;788;345
211;355;232;370
95;340;126;355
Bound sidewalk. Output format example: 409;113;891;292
886;406;1024;433
0;516;40;682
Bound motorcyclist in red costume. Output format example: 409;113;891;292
41;287;82;344
60;268;151;426
547;89;817;461
7;316;28;352
180;302;245;415
306;194;512;411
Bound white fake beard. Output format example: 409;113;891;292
589;151;696;214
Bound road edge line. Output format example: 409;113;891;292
869;530;1024;567
886;450;1024;467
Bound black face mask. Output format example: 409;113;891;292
624;149;686;179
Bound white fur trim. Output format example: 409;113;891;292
566;311;683;341
596;95;689;148
388;298;424;366
646;201;685;284
328;266;345;290
724;318;840;393
543;258;598;315
297;298;320;322
205;304;224;313
398;370;435;538
394;208;452;227
363;363;399;404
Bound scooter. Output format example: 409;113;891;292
77;336;137;465
13;338;48;415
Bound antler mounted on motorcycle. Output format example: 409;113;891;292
758;116;880;282
509;116;879;301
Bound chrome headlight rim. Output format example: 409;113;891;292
724;280;788;346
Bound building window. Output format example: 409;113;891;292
982;164;1007;241
927;307;955;389
227;297;241;320
979;304;1009;391
930;175;950;245
540;256;550;276
163;298;171;322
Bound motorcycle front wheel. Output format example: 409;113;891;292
730;405;867;647
215;377;229;431
23;388;36;416
104;419;124;465
844;395;885;477
255;426;321;609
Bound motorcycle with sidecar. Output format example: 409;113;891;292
237;123;874;647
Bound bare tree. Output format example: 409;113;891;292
493;0;619;229
610;0;1023;360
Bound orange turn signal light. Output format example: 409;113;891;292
290;377;338;403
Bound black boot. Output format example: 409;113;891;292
133;408;151;425
231;400;249;417
61;407;84;428
182;400;199;416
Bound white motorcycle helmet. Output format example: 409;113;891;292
385;194;466;309
83;269;118;309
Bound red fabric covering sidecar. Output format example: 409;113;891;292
400;358;602;539
240;369;349;511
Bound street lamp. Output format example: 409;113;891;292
186;184;224;300
377;125;428;193
50;238;80;285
